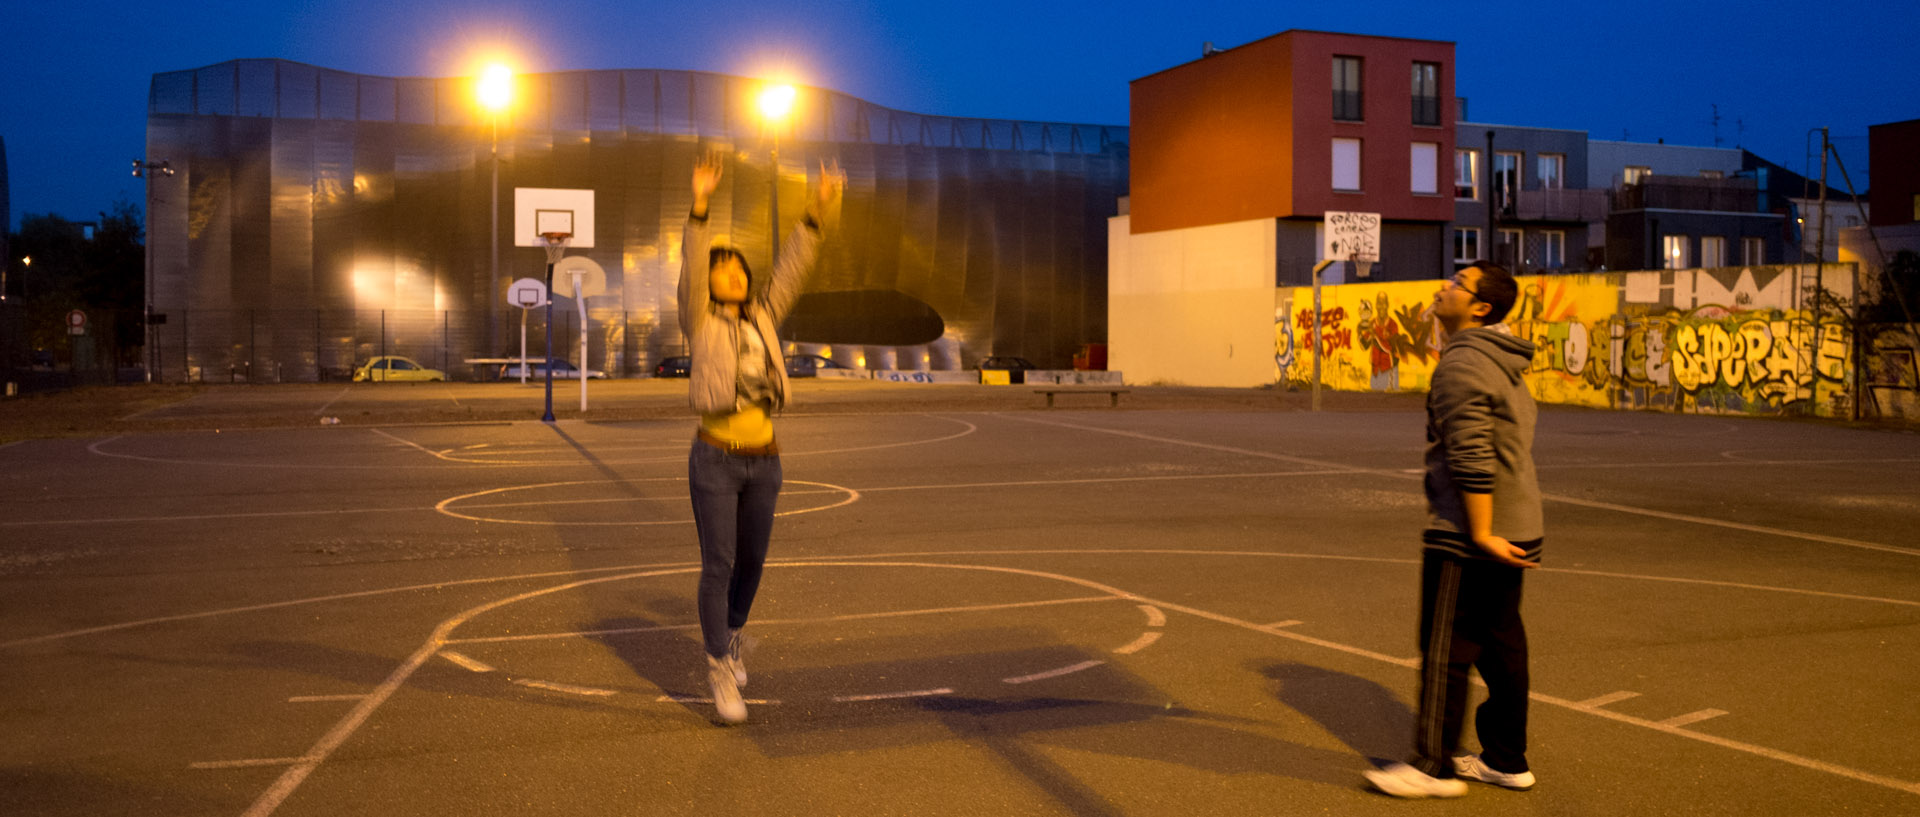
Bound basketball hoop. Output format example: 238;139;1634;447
539;231;572;266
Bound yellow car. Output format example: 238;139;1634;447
353;355;447;382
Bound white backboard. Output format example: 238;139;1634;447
514;188;595;248
1323;211;1380;263
553;256;608;299
507;277;548;308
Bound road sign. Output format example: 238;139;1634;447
67;310;86;336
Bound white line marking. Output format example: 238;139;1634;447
435;478;861;527
1003;414;1920;558
657;695;781;705
1112;631;1161;655
853;469;1370;493
1265;620;1303;629
512;679;616;697
370;428;442;458
0;440;26;451
1003;659;1105;685
439;651;494;673
832;688;954;702
1578;690;1642;708
311;387;351;417
1542;457;1920;470
1139;604;1166;627
1659;708;1731;728
191;757;308;770
0;505;412;528
444;595;1115;645
287;695;367;703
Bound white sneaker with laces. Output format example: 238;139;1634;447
1363;762;1469;799
727;627;748;689
1453;754;1535;790
706;654;746;724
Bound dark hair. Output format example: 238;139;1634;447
1470;262;1517;324
708;246;752;292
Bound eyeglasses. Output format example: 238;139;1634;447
1445;274;1482;302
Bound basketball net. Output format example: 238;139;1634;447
540;232;572;267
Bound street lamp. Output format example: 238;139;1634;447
758;84;796;264
133;158;175;382
477;63;514;375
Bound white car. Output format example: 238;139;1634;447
499;359;607;379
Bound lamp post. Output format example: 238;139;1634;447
758;84;796;269
133;158;174;382
478;64;514;376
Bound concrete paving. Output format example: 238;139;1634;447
2;384;1917;816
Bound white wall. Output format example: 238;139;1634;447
1108;215;1278;387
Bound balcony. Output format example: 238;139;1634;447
1511;188;1608;222
1611;175;1759;213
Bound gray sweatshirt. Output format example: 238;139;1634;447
1422;326;1544;561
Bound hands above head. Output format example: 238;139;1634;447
810;158;845;226
692;152;723;211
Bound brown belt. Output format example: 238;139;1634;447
697;429;779;457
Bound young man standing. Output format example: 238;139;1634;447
1365;263;1543;798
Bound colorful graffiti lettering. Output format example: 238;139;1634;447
1278;266;1858;417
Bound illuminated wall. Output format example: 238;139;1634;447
1277;264;1860;417
144;60;1128;381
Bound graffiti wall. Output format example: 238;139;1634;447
1276;265;1859;417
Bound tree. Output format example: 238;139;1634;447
5;199;146;367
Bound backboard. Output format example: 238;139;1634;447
514;188;595;248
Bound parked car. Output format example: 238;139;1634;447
976;356;1037;372
786;353;848;378
353;355;446;382
499;358;606;380
653;355;692;378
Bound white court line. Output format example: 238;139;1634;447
287;695;367;703
512;679;616;697
192;757;308;770
1002;414;1920;558
1660;709;1731;728
1139;604;1166;627
444;595;1115;645
832;688;953;703
1542;457;1920;470
370;428;443;459
439;651;494;673
0;440;25;451
852;469;1370;494
658;695;781;705
0;504;417;529
1265;620;1304;629
1577;690;1642;708
311;387;351;417
1003;659;1105;684
1113;631;1161;655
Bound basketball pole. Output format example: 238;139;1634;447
542;253;556;422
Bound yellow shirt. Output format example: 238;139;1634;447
700;403;774;447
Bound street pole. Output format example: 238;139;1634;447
1309;259;1335;412
769;137;780;271
492;114;500;374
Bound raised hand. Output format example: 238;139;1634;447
692;152;724;203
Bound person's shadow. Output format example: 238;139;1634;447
1258;661;1412;766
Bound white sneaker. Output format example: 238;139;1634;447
1453;754;1535;790
727;627;748;689
706;654;746;724
1363;762;1468;799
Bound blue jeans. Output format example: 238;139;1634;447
688;437;783;658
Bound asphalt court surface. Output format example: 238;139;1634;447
3;395;1919;816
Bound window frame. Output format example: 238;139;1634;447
1543;230;1566;268
1742;236;1765;265
1454;227;1482;263
1664;234;1690;270
1332;56;1364;122
1332;137;1363;192
1411;61;1440;126
1410;142;1440;195
1624;165;1652;186
1493;151;1523;209
1455;148;1480;200
1700;236;1726;268
1538;153;1565;191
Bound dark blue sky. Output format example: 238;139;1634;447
4;0;1913;232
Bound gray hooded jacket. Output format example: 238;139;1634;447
677;212;823;414
1422;326;1544;560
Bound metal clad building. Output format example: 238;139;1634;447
144;60;1128;381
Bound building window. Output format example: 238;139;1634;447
1411;62;1440;126
1455;149;1480;200
1332;138;1362;191
1499;228;1522;267
1664;234;1689;269
1624;165;1652;186
1493;151;1522;211
1543;230;1565;268
1333;56;1363;121
1701;236;1726;268
1411;142;1439;194
1743;237;1765;265
1455;228;1481;262
1538;153;1565;191
1700;170;1725;180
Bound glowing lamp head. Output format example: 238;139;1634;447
478;64;514;112
758;84;796;121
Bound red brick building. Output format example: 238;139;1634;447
1128;30;1455;282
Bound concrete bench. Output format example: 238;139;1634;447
1034;387;1130;408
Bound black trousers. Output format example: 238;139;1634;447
1408;549;1531;778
